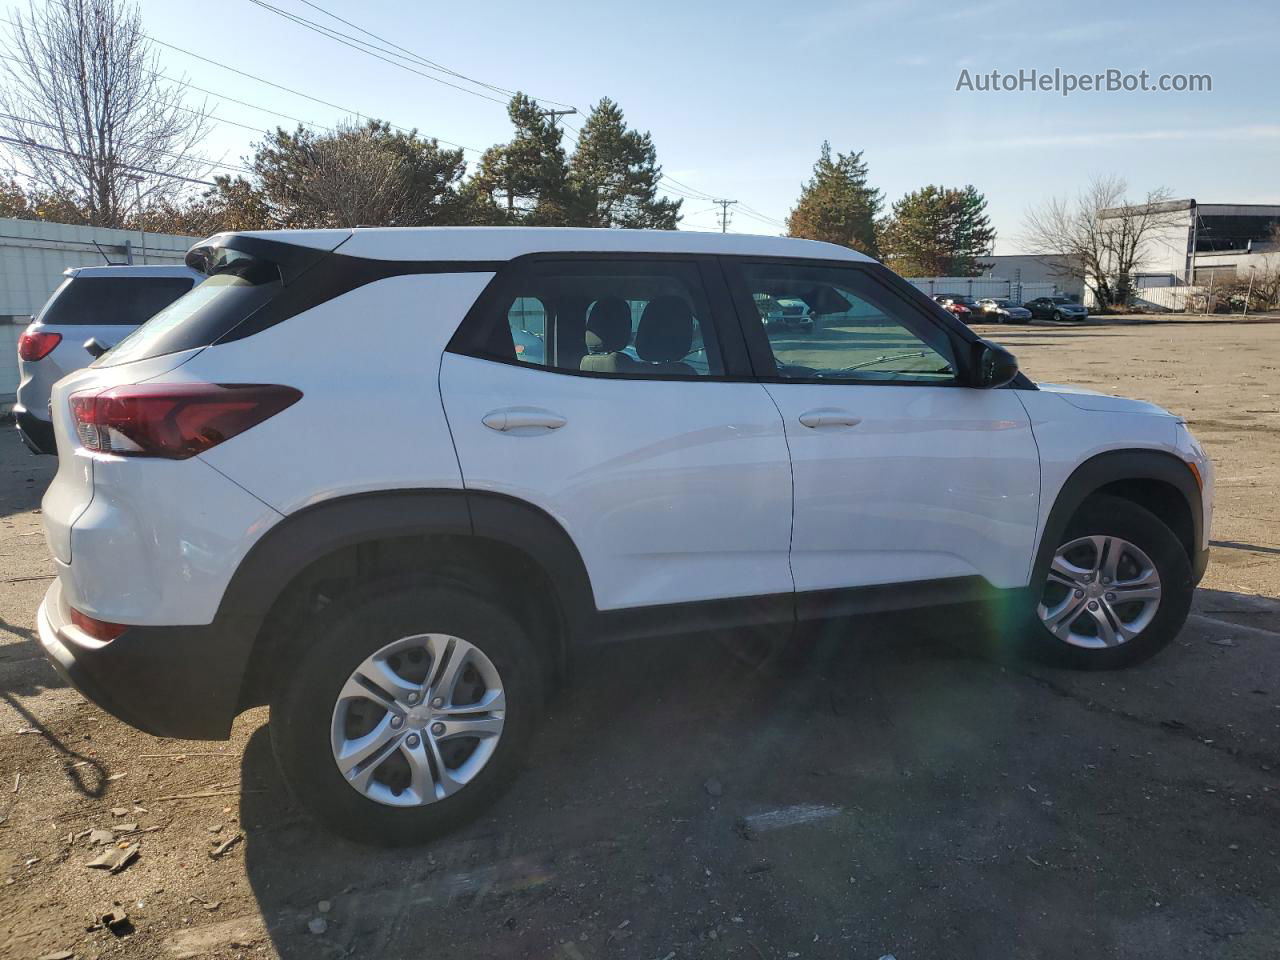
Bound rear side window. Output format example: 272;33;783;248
454;259;725;379
98;251;282;367
38;276;194;327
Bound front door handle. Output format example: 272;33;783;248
798;409;862;429
481;407;568;432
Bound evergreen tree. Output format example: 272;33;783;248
471;93;573;225
880;184;995;276
786;142;882;256
568;98;680;229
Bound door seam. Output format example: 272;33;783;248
759;381;798;604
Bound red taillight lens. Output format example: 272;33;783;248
18;330;62;361
69;383;302;459
70;607;127;641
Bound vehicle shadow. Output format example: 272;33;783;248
238;587;1280;959
0;690;107;797
0;612;69;697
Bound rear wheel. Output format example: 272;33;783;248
269;582;542;845
1021;495;1192;669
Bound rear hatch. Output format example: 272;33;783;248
18;272;198;419
41;231;348;564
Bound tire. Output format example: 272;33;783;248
269;581;543;845
1018;494;1193;670
1052;310;1063;321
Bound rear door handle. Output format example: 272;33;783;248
481;407;568;432
798;409;862;429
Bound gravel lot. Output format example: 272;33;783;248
2;320;1279;960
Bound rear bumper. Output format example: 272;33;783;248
14;406;56;455
37;579;244;740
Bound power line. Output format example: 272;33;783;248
0;110;254;176
0;133;216;185
292;0;576;109
245;0;510;106
149;34;482;152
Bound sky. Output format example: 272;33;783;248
100;0;1280;250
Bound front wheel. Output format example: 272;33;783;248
1020;495;1193;669
269;582;542;845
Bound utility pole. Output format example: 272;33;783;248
713;198;738;233
536;107;578;129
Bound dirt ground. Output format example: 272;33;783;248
2;320;1279;960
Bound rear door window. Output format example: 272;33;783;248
452;259;726;379
38;276;195;326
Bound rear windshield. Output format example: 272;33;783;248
38;276;194;327
97;251;282;367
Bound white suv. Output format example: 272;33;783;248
36;228;1213;844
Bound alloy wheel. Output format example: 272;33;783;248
1038;535;1162;649
330;633;506;807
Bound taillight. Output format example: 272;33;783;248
70;607;127;642
69;384;301;459
18;330;62;361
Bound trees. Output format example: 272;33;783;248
785;142;882;256
142;175;273;237
247;120;469;228
461;94;683;229
0;0;210;227
470;93;573;225
879;185;995;277
1021;175;1181;309
569;98;680;229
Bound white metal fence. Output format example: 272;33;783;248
1130;286;1205;312
904;276;1061;303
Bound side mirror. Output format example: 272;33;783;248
83;337;111;359
972;340;1019;389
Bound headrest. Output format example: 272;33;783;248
635;296;693;363
585;297;632;354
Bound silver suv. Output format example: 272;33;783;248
15;264;201;454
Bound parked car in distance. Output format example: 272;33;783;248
759;295;815;333
1025;295;1089;321
978;298;1034;323
932;294;983;322
15;264;203;454
37;227;1212;845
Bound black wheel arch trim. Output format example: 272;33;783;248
215;489;597;703
1032;448;1204;589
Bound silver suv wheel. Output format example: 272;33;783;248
1038;535;1162;648
330;633;506;807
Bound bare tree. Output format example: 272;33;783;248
1021;175;1183;309
0;0;211;227
297;123;416;228
249;120;468;228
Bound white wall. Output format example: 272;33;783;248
905;276;1061;303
